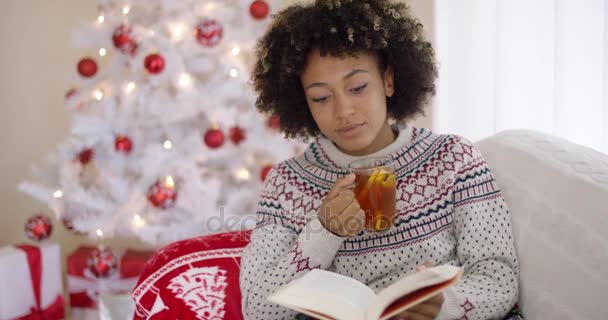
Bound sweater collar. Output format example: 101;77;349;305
315;124;414;169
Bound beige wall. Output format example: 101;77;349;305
0;0;434;250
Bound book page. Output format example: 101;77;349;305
366;265;463;320
267;269;377;320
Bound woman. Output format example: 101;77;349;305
240;1;520;319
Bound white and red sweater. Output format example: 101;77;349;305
240;126;519;320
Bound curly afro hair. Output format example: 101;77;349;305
251;0;437;139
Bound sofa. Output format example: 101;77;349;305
131;130;608;319
476;130;607;320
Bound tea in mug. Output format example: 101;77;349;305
350;158;397;231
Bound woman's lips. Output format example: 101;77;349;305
336;123;366;138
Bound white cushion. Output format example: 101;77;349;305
476;130;608;320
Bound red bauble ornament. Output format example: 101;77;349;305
195;18;223;47
112;24;138;55
115;135;133;154
25;214;53;241
65;88;83;109
229;126;246;145
76;148;94;165
144;53;165;74
267;114;280;129
250;0;270;20
203;128;225;149
147;177;178;209
65;88;78;99
88;247;118;278
77;57;98;78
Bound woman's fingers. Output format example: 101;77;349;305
415;261;434;272
390;310;427;320
406;300;442;317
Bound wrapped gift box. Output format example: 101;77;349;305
0;243;64;320
67;246;154;319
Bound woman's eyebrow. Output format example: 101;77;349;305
304;69;369;90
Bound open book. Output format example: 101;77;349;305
267;264;463;320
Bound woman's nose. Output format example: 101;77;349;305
334;94;356;119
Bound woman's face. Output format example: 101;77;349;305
300;49;395;156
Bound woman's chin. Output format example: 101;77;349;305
335;138;373;156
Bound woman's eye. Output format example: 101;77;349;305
312;96;329;103
351;83;368;94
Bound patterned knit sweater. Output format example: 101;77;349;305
240;126;519;320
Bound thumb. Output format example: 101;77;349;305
416;261;434;272
327;173;356;198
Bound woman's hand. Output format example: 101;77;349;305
318;174;365;238
390;262;445;320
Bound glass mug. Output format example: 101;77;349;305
348;157;397;232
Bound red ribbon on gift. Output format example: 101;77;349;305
15;245;65;320
68;246;154;309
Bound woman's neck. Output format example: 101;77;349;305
317;124;412;169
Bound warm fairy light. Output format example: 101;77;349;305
125;81;136;93
164;176;175;188
132;214;145;229
99;48;107;56
93;89;104;100
96;229;103;237
122;6;130;15
53;190;63;198
179;73;193;87
235;168;251;181
163;140;173;150
231;47;240;56
169;23;187;40
204;2;217;11
230;68;238;78
97;15;105;24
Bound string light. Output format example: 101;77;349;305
122;6;130;15
179;73;193;87
164;176;175;188
53;190;63;198
231;46;240;56
98;48;106;56
163;140;173;150
125;81;136;94
204;2;217;11
96;229;103;237
132;214;146;229
230;68;238;78
169;23;186;40
235;168;251;181
97;15;105;24
93;89;104;100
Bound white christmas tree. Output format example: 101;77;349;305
19;0;303;246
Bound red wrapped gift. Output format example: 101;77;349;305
67;246;154;317
0;244;64;320
132;230;252;320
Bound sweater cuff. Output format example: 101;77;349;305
435;286;466;320
296;216;345;268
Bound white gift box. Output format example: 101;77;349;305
0;243;64;319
